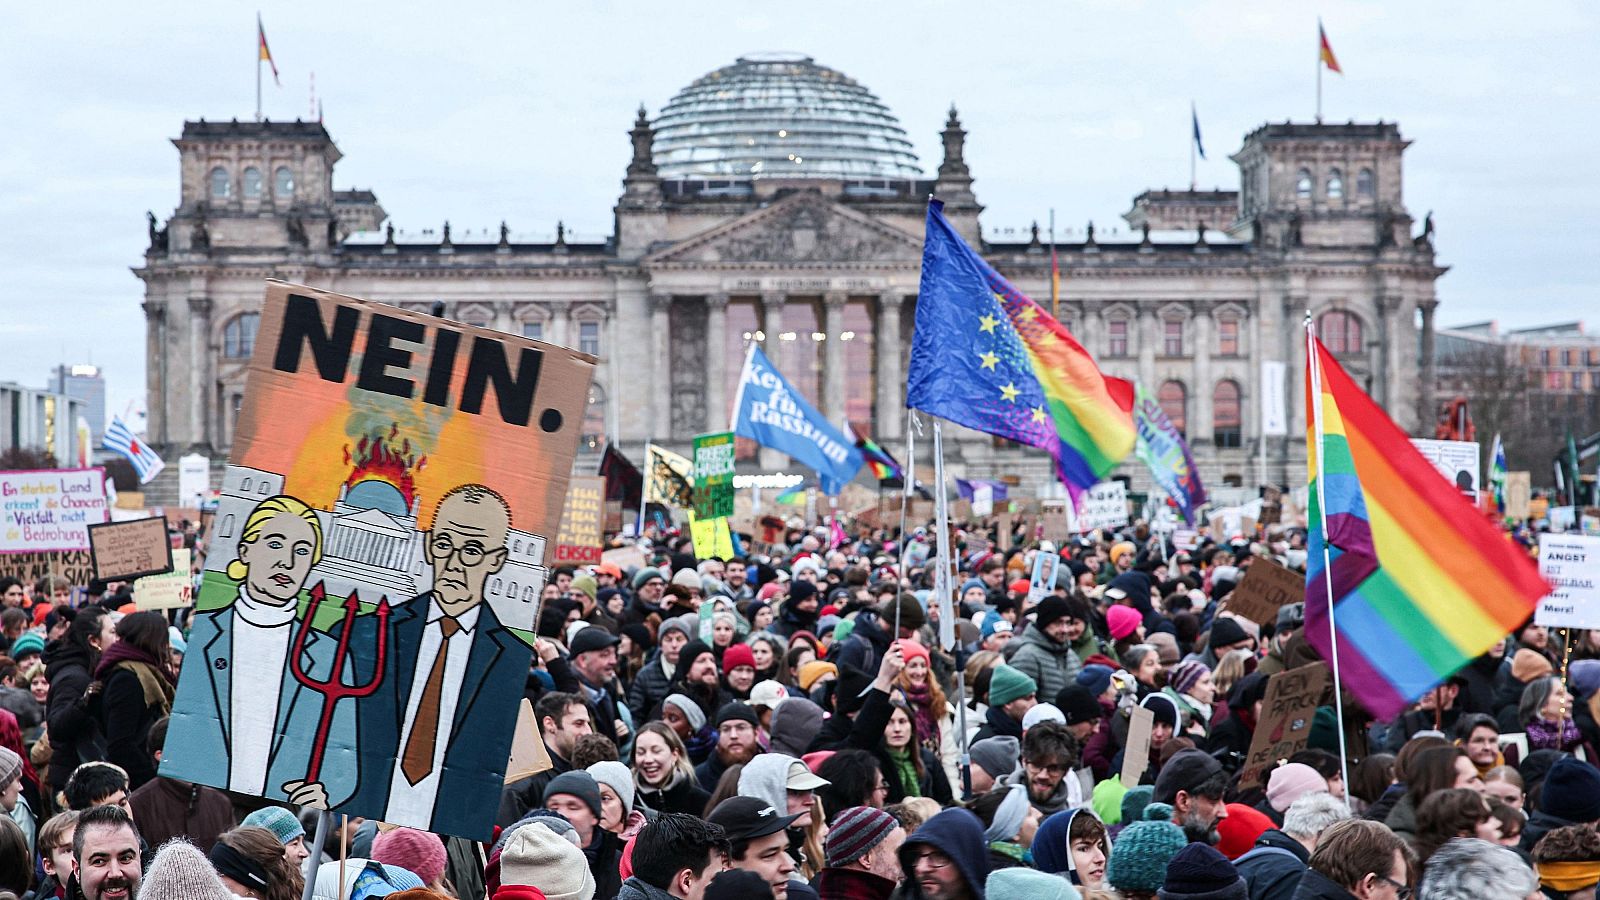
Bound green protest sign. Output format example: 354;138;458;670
692;432;736;520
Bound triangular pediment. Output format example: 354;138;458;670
646;191;923;265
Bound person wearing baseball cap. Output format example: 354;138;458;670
708;796;805;900
817;807;905;900
569;626;626;745
1154;748;1230;845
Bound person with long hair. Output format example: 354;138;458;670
881;692;952;805
633;722;711;816
816;749;887;821
892;640;957;786
1522;675;1589;755
1413;788;1500;869
1348;752;1396;816
93;611;173;789
745;633;787;686
212;825;304;900
1386;745;1481;841
42;605;113;794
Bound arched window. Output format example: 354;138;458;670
209;167;231;199
1158;380;1188;436
223;313;259;358
1213;380;1242;448
242;167;262;199
582;383;607;451
1295;169;1313;199
1319;310;1363;354
1357;168;1376;198
274;166;295;198
1327;168;1344;199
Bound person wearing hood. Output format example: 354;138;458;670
964;784;1039;870
1235;792;1350;900
739;752;831;881
898;808;991;900
770;696;825;758
996;722;1080;816
629;615;695;726
1006;597;1084;704
1521;755;1600;853
1106;570;1173;637
1032;806;1110;891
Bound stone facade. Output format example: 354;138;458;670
135;103;1444;502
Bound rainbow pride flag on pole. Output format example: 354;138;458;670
908;201;1135;501
1306;330;1547;720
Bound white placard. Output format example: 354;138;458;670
178;454;210;509
1077;481;1129;532
1410;439;1481;502
1537;534;1600;628
972;484;994;517
1027;550;1059;605
1261;360;1287;437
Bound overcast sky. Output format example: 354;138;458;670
2;1;1595;420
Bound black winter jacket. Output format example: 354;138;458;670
1235;829;1311;900
43;641;101;792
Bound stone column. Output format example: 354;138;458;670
1418;297;1438;430
550;301;573;349
823;292;848;421
876;294;904;439
705;293;730;431
492;300;514;334
1191;304;1214;444
143;300;167;446
1079;301;1104;360
187;296;212;449
648;294;673;439
1285;293;1309;439
762;292;786;373
1137;305;1157;392
1374;294;1395;411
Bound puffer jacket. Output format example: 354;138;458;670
1006;624;1081;703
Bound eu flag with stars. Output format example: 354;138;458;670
907;201;1135;501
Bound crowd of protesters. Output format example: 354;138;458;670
0;514;1596;899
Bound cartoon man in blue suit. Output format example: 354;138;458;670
349;483;532;839
161;495;364;810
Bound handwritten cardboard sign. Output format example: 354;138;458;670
1228;557;1305;626
134;549;193;610
553;476;605;565
0;550;95;587
0;468;109;553
88;517;174;582
1238;661;1329;790
1121;704;1155;789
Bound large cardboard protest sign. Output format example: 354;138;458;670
1536;534;1600;628
1077;481;1129;533
553;476;605;565
134;549;193;610
87;517;173;581
1121;705;1154;789
0;468;109;553
159;281;594;841
1239;662;1329;790
1227;558;1306;626
692;432;736;520
0;550;95;587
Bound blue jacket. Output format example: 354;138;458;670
161;602;363;809
1235;829;1311;900
348;593;533;841
898;808;990;900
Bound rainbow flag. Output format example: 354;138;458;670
1306;333;1546;720
851;424;904;485
907;201;1135;501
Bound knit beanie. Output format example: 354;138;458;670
1167;660;1210;697
1543;756;1600;824
500;822;596;900
705;869;774;900
1033;597;1071;630
880;592;925;633
0;747;22;792
241;806;305;845
1572;660;1600;701
8;632;44;660
313;859;424;899
1214;803;1274;861
1513;648;1555;683
1110;542;1136;565
659;614;696;643
894;639;930;666
1106;605;1142;641
1106;805;1187;893
672;568;701;590
1206;616;1250;650
632;567;665;590
1053;686;1103;727
986;868;1082;900
722;643;756;674
715;701;760;731
141;839;235;900
1092;777;1129;825
969;736;1021;779
798;661;838;691
1266;763;1327;813
825;806;899;867
569;573;598;602
1074;665;1114;697
987;664;1038;708
493;889;549;900
587;760;636;816
1120;784;1155;825
371;828;448;887
1157;842;1247;900
1147;631;1182;664
543;771;603;819
662;694;707;733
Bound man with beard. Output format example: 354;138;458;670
497;691;593;827
696;702;761;792
725;562;753;604
570;626;628;745
1152;747;1230;845
997;722;1081;814
627;568;669;627
69;804;142;900
666;640;730;726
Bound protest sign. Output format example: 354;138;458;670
1172;528;1200;552
1040;499;1069;544
601;545;647;573
1536;534;1600;629
692;432;736;520
688;513;735;560
1227;558;1306;626
1027;550;1059;606
0;468;109;553
134;549;193;610
0;550;95;586
179;454;211;508
1121;705;1154;789
87;517;173;581
972;484;994;517
1238;662;1328;790
159;280;593;841
644;444;694;510
1507;471;1531;520
504;699;554;784
553;476;604;565
1077;482;1129;533
1410;439;1481;502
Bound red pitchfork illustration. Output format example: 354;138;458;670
290;581;391;784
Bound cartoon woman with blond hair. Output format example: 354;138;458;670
162;495;361;810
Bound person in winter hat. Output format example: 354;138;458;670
499;821;596;900
1007;597;1084;703
968;737;1021;795
140;839;234;900
1157;843;1246;900
818;806;905;900
973;666;1037;743
1523;755;1600;852
371;827;449;891
1234;792;1349;900
1265;763;1328;820
984;867;1081;900
311;858;425;900
1107;804;1188;898
898;808;990;900
705;869;776;900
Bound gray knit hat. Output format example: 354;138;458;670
663;694;707;732
969;735;1021;779
141;839;234;900
0;747;22;791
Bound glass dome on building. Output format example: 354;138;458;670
652;54;923;180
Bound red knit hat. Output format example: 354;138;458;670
722;643;756;674
371;827;448;886
1008;578;1031;597
494;888;550;900
894;639;930;666
1215;803;1274;860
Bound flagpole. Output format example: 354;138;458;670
1307;313;1352;811
1189;103;1197;190
1315;19;1323;124
931;418;969;797
638;441;652;538
256;14;263;122
895;409;915;630
1049;210;1058;322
